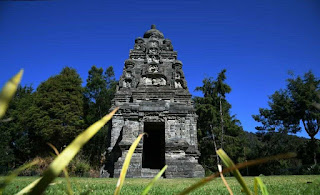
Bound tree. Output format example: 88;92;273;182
0;85;34;172
253;71;320;165
83;65;117;167
84;66;116;124
31;67;85;153
194;69;245;173
256;132;306;175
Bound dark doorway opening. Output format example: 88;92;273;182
142;122;165;169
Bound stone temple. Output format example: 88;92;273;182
101;25;205;178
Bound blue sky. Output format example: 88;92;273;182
1;0;319;138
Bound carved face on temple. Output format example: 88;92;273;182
150;41;158;47
173;60;183;69
125;71;132;78
148;47;158;55
135;37;144;44
147;55;160;64
148;63;158;73
125;59;135;68
134;38;146;51
147;40;159;55
162;39;173;51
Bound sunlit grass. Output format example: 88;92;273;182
1;175;319;195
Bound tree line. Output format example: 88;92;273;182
0;66;319;176
0;66;116;174
196;69;320;176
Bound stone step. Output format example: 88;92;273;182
141;168;163;178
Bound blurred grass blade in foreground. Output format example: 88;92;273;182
20;107;119;195
218;164;233;195
0;160;38;194
114;133;145;195
217;149;252;195
47;143;73;195
254;177;269;195
0;69;23;119
16;178;41;195
141;165;168;195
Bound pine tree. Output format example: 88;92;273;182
83;65;117;167
194;69;245;173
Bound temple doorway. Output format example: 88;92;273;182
142;122;165;169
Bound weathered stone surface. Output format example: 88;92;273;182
101;25;204;178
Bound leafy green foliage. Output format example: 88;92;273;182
0;85;35;173
32;67;85;152
68;156;91;177
253;71;320;164
0;66;118;174
257;133;306;175
0;70;24;173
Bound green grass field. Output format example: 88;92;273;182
1;175;319;194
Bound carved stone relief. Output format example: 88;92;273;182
147;55;160;63
175;72;181;79
123;79;132;88
161;39;173;51
175;80;183;88
125;71;132;78
148;63;158;73
140;76;166;86
134;37;146;52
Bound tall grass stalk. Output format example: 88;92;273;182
114;133;145;195
217;149;252;195
47;143;73;195
218;164;233;195
0;160;38;194
141;165;168;195
254;177;269;195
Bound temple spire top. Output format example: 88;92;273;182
143;24;164;39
